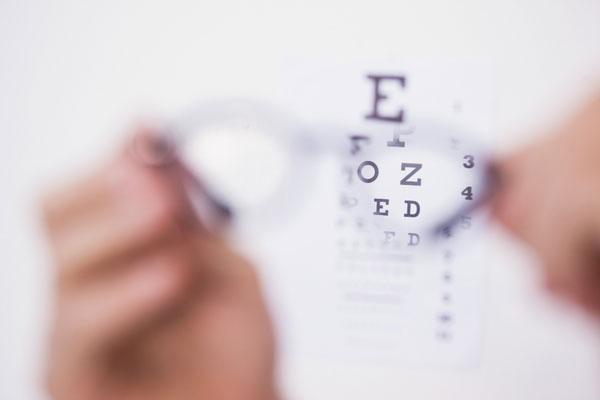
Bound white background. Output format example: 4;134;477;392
2;1;600;399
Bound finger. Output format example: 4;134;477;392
53;163;179;276
532;177;600;311
43;167;113;233
54;241;191;362
44;127;180;234
543;255;600;312
557;200;600;313
490;135;562;243
490;149;534;239
188;233;257;286
128;126;177;168
47;244;191;399
130;129;232;231
47;145;196;285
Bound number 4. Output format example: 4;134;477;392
461;186;473;200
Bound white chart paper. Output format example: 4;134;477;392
241;60;493;367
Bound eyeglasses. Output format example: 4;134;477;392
134;98;497;248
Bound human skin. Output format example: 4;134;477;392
43;94;600;399
493;94;600;313
43;132;278;400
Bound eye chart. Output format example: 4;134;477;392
251;60;493;367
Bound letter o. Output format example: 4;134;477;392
357;161;379;183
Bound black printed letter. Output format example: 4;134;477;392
349;135;371;155
400;163;422;186
373;198;390;216
365;75;405;123
357;161;379;183
408;232;420;246
404;200;420;217
383;231;396;244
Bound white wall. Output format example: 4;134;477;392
2;1;600;399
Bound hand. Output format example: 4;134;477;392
43;131;277;400
494;95;600;314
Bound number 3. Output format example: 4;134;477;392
463;155;475;168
